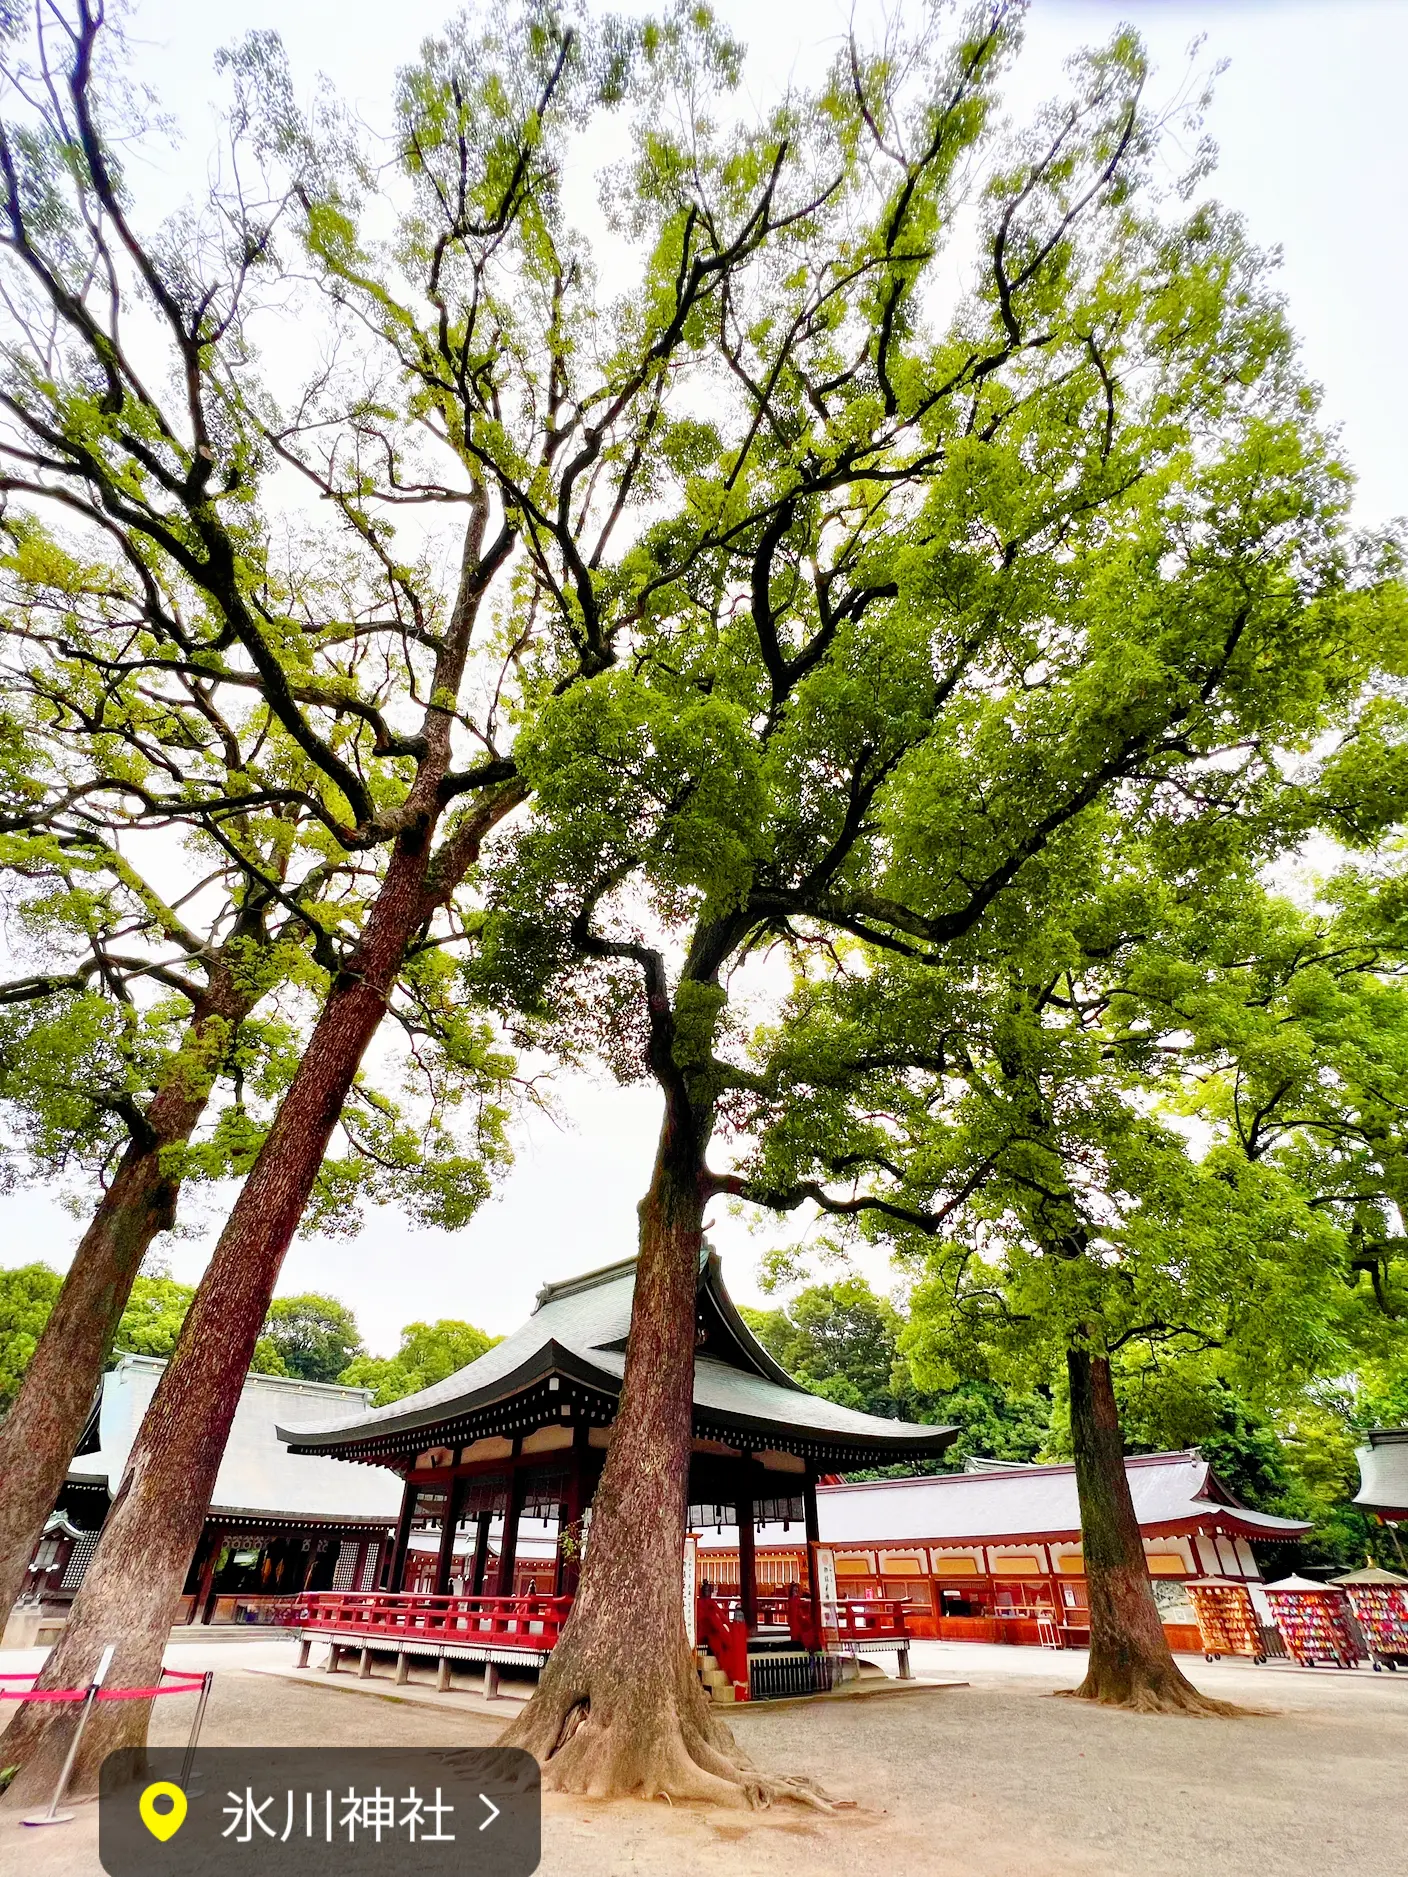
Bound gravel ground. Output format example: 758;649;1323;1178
3;1636;1405;1877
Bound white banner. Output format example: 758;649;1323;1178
814;1545;837;1605
683;1534;699;1645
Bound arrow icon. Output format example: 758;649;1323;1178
478;1794;500;1832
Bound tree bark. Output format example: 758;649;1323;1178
0;789;515;1802
0;949;261;1635
1063;1344;1240;1715
500;1092;824;1807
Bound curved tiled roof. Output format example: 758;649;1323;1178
1354;1428;1408;1518
816;1451;1311;1545
75;1355;401;1525
278;1249;956;1467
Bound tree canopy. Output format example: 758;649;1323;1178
744;1269;1385;1567
743;872;1385;1394
452;0;1408;1765
0;0;1405;1800
255;1294;365;1382
0;1262;406;1391
339;1318;500;1404
0;1261;60;1411
730;799;1406;1703
742;1279;904;1417
742;1272;1051;1469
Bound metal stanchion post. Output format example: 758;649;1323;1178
178;1671;214;1794
23;1643;115;1828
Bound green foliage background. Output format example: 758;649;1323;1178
0;1261;495;1406
743;1273;1399;1571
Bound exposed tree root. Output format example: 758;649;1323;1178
496;1122;837;1813
1059;1350;1268;1720
1055;1677;1261;1718
500;1646;833;1809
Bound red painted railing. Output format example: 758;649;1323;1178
696;1592;751;1696
271;1589;574;1651
271;1587;906;1672
824;1598;911;1644
752;1594;801;1630
705;1592;910;1648
712;1592;822;1649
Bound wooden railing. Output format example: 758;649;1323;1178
824;1597;911;1645
270;1589;574;1651
714;1591;818;1650
271;1586;907;1671
697;1593;751;1694
700;1591;910;1656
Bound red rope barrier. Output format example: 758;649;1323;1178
0;1669;206;1703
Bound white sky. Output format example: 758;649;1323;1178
3;0;1404;1352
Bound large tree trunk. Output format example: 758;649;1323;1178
500;1095;824;1807
1063;1345;1240;1715
0;496;517;1804
0;806;493;1803
0;955;260;1634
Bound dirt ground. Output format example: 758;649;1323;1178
2;1636;1405;1877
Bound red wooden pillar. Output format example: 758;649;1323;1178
498;1455;526;1598
804;1467;824;1648
386;1476;417;1591
433;1477;462;1597
737;1461;757;1634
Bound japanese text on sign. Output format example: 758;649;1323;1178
99;1747;538;1877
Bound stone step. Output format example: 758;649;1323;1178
695;1646;741;1703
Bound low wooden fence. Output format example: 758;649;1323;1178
271;1589;573;1652
273;1587;910;1695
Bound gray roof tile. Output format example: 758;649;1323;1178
83;1356;401;1523
816;1452;1311;1544
278;1251;954;1462
1354;1428;1408;1516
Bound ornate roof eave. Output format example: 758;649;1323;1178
280;1340;609;1456
203;1508;396;1534
61;1470;112;1496
278;1248;957;1468
688;1411;955;1470
286;1369;956;1473
526;1247;800;1393
696;1248;808;1393
41;1512;90;1542
1141;1511;1312;1542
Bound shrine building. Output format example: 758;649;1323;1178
10;1354;400;1646
699;1451;1312;1652
275;1250;955;1698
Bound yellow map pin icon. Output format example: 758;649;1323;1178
139;1781;187;1842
